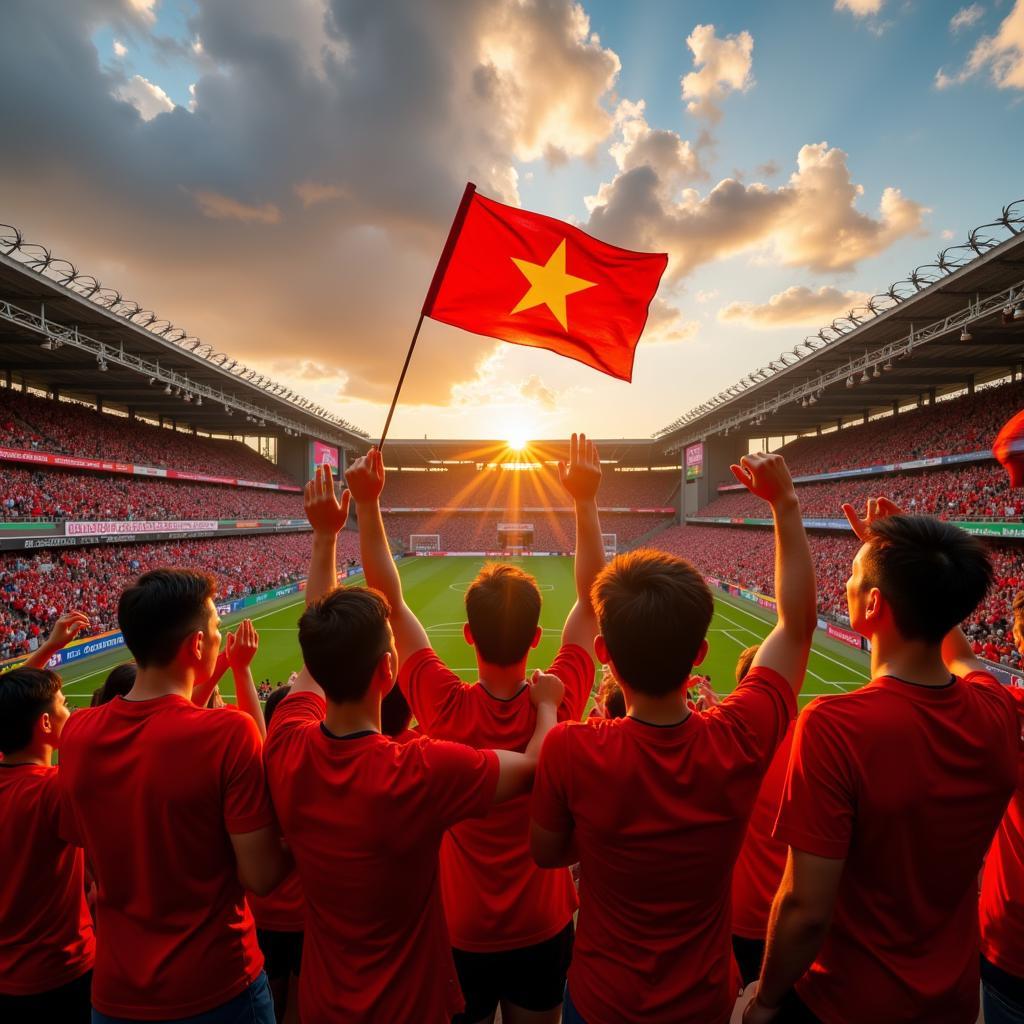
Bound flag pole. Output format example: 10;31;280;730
377;182;477;452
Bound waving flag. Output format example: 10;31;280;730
422;183;668;382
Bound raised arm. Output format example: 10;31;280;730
559;433;605;651
732;453;816;690
23;610;90;669
304;463;352;606
492;670;563;804
941;627;990;679
346;447;430;663
225;620;266;740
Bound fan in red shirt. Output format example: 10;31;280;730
530;452;815;1024
977;590;1024;1023
57;569;290;1023
263;464;565;1024
0;611;94;1024
747;499;1021;1024
349;435;603;1024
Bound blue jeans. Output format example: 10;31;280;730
563;984;587;1024
92;972;275;1024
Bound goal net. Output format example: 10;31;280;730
409;534;441;554
602;533;618;558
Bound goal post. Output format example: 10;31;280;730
409;534;441;554
601;533;618;558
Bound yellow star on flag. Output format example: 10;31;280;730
510;239;597;331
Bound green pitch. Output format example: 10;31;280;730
58;556;870;708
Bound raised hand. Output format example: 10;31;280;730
45;610;90;650
558;432;602;503
528;669;565;709
690;677;721;712
841;496;905;542
304;463;351;537
729;452;797;508
225;619;259;671
345;446;386;504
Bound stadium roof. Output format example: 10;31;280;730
657;199;1024;451
0;224;369;450
381;437;670;469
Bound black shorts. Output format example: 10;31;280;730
0;969;92;1024
452;920;574;1021
256;928;304;981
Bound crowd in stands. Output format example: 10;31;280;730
385;510;669;552
651;523;1022;667
381;463;677;509
700;461;1016;522
772;378;1024;478
2;387;297;486
0;465;305;522
0;531;360;661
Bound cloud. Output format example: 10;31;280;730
127;0;157;22
835;0;884;16
191;190;282;224
941;227;955;239
112;73;175;120
680;24;754;122
642;298;700;345
951;4;985;33
113;39;127;57
755;159;779;178
718;285;871;328
936;0;1024;90
586;140;927;279
519;374;557;409
0;0;623;412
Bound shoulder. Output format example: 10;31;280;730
549;643;595;678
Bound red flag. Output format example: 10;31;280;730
422;183;668;382
994;410;1024;487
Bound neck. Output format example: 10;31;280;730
477;659;529;699
3;743;51;767
127;666;193;702
624;687;690;726
324;695;381;737
869;632;952;686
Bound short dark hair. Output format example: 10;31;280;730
593;549;714;697
860;515;993;644
0;668;62;755
118;569;217;668
1013;591;1024;626
735;645;760;684
380;685;412;738
299;587;391;703
96;662;137;705
465;563;542;666
263;684;292;729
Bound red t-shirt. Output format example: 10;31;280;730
58;695;274;1020
248;871;304;933
980;685;1024;978
775;672;1020;1024
531;666;795;1024
264;691;500;1023
399;643;593;952
0;764;95;995
731;719;795;940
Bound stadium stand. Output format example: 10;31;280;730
697;462;1015;521
0;532;360;660
650;523;1020;667
0;465;305;521
3;389;298;486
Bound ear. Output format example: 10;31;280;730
530;626;542;650
38;711;54;738
188;628;204;663
866;586;883;623
692;638;709;668
378;650;396;696
594;634;609;666
463;623;475;648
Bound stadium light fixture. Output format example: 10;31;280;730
872;365;881;378
846;376;854;388
1015;303;1024;320
809;394;817;404
147;376;156;385
196;396;202;406
40;339;55;350
883;359;893;371
164;384;172;394
960;326;972;342
860;370;869;384
98;360;108;372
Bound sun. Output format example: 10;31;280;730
505;429;529;453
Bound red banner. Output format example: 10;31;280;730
826;622;863;649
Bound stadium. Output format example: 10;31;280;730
3;200;1023;705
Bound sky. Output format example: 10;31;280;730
2;0;1022;443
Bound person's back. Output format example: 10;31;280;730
57;569;283;1021
778;674;1017;1021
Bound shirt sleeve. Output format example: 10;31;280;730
548;643;596;721
773;700;855;859
530;723;574;833
398;648;464;735
706;666;796;774
221;712;276;835
420;738;500;828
